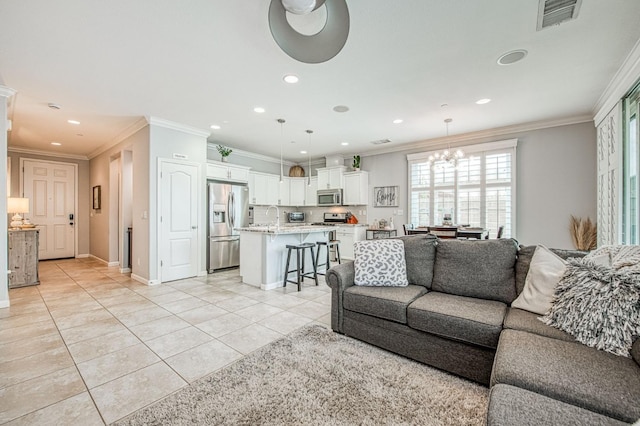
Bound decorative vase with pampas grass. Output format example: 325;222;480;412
569;215;597;251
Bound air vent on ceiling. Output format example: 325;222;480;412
537;0;582;31
370;139;392;145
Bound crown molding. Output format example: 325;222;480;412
87;116;148;160
361;114;593;157
147;116;210;138
8;146;89;161
207;143;303;167
0;86;16;98
593;37;640;125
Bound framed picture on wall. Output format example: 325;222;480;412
93;185;101;210
373;186;398;207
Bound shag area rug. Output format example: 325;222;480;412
115;325;488;425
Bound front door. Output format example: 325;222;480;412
160;161;199;282
22;160;75;259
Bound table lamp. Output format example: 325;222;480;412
7;197;29;229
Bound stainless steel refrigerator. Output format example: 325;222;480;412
207;181;249;272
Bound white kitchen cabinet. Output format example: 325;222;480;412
206;161;250;183
249;171;279;205
335;226;366;260
343;171;369;205
305;176;318;206
278;177;290;206
289;177;306;206
317;166;346;190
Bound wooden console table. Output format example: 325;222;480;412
8;229;40;288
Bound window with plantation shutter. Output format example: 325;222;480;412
407;140;517;239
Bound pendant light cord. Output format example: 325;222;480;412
277;119;285;183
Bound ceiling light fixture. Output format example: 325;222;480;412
341;142;349;146
254;107;266;113
393;119;403;124
306;129;313;186
277;118;286;183
300;150;307;154
475;98;491;105
283;74;299;84
427;118;464;169
67;119;80;125
51;142;61;146
210;124;221;130
497;49;528;65
333;105;349;113
269;0;349;64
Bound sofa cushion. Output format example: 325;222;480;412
511;245;566;315
354;239;409;287
343;285;426;324
487;384;628;426
393;235;437;288
491;330;640;423
503;308;575;343
540;257;640;357
407;292;506;349
432;239;518;304
516;245;587;295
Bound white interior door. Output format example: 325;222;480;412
22;160;75;259
160;161;199;282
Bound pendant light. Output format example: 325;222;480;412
427;118;464;168
306;129;313;186
277;118;285;183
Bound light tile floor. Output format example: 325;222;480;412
0;258;332;425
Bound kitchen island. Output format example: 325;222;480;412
236;225;334;290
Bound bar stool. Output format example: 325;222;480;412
283;243;318;291
316;239;341;275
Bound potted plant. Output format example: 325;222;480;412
353;154;361;171
217;144;232;162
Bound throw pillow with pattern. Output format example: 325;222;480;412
540;257;640;357
354;239;408;287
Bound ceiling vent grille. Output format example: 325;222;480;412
370;139;392;145
537;0;582;30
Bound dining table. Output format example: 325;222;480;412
407;226;489;239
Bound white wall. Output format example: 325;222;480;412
0;87;13;308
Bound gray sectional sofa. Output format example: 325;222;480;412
325;235;640;425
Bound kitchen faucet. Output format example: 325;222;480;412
266;205;280;230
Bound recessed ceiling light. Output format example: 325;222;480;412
497;49;528;65
254;107;265;113
283;74;299;84
393;119;403;124
300;150;307;154
51;142;61;146
333;105;349;113
475;98;491;105
210;124;221;130
341;142;349;146
67;119;80;125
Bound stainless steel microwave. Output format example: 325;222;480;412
317;189;343;206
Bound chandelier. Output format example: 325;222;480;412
427;118;464;168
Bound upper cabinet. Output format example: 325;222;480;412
249;171;278;205
289;177;306;206
278;177;290;206
305;176;318;206
206;161;250;183
317;166;346;190
343;171;369;205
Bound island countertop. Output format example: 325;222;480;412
236;225;336;234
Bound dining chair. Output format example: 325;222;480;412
428;226;458;239
497;225;504;239
403;223;415;235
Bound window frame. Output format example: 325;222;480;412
407;139;517;238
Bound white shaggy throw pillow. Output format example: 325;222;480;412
354;239;408;287
511;245;566;315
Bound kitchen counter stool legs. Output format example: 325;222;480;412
316;240;341;275
283;243;318;291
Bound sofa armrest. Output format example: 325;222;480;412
325;262;355;333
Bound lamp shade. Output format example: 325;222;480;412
7;197;29;214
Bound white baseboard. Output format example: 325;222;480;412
131;274;161;286
0;299;10;309
261;281;284;291
198;270;208;277
89;254;108;264
107;261;119;267
76;253;89;258
119;267;131;273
